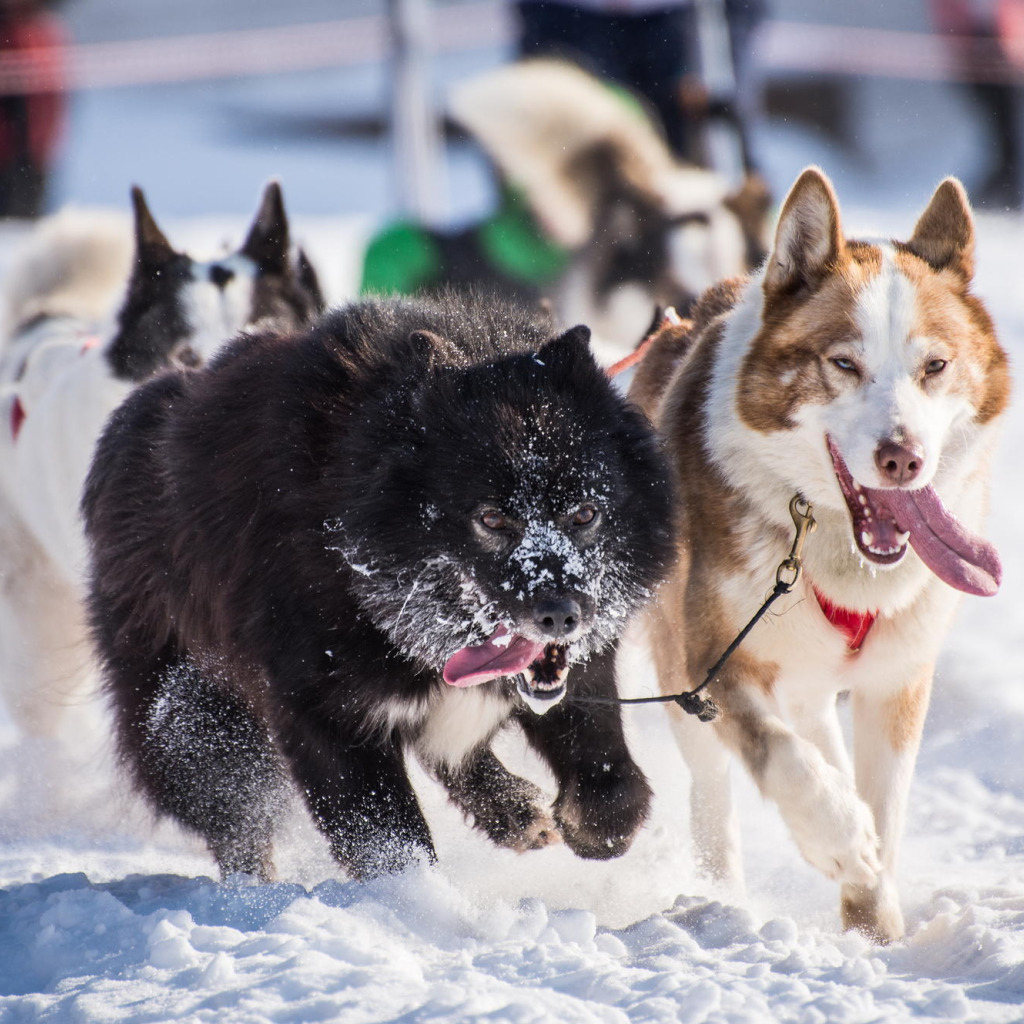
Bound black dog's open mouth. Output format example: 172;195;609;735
442;626;569;714
514;644;569;716
826;435;1002;596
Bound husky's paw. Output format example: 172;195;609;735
779;762;881;887
841;877;905;945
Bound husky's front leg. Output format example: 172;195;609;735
667;703;744;893
841;668;932;944
712;660;882;891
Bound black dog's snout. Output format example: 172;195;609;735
533;598;582;638
209;264;235;290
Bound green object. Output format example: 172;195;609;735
359;188;570;297
476;188;570;286
360;220;442;296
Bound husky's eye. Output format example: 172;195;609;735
571;504;599;527
480;510;508;531
925;358;947;375
831;357;858;374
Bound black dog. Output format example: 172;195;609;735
83;292;674;880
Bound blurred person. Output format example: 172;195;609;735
0;0;67;218
512;0;767;170
933;0;1023;209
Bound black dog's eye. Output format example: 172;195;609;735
571;504;598;526
480;510;508;531
925;358;947;375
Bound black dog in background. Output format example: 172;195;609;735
83;292;675;880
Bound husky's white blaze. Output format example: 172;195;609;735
180;254;258;361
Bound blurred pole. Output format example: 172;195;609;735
693;0;745;186
388;0;447;224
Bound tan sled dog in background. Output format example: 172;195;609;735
631;167;1009;943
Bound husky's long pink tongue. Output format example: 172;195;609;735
870;485;1002;597
442;626;547;687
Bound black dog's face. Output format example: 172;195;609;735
337;325;675;713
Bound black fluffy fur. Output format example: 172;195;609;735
83;291;675;881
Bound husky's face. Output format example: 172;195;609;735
336;325;675;713
724;169;1009;596
108;183;323;382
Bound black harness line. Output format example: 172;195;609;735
571;496;817;724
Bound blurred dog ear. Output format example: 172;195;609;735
242;180;289;273
131;186;175;266
295;247;326;313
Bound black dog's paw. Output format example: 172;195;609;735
554;765;652;860
475;789;563;853
501;807;563;853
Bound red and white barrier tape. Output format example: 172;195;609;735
0;10;1017;97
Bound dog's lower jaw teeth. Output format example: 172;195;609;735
515;668;568;716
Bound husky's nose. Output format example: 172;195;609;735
875;440;923;485
209;264;235;290
533;598;582;638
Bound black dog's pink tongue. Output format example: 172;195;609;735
872;485;1002;597
443;626;546;688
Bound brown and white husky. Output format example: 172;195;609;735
630;167;1010;942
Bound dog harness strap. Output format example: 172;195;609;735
10;395;25;441
812;587;876;652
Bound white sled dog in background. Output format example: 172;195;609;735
630;166;1009;943
448;58;769;365
0;181;323;740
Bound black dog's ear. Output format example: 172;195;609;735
242;180;289;273
407;329;453;370
295;247;326;313
409;329;443;351
537;324;592;368
131;186;175;266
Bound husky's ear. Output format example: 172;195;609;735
131;186;175;265
537;324;593;368
242;180;289;273
296;247;326;313
905;178;975;281
764;167;843;297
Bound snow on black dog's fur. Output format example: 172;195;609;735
83;292;675;881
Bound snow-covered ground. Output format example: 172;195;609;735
0;202;1020;1023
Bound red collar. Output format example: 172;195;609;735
813;587;876;653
